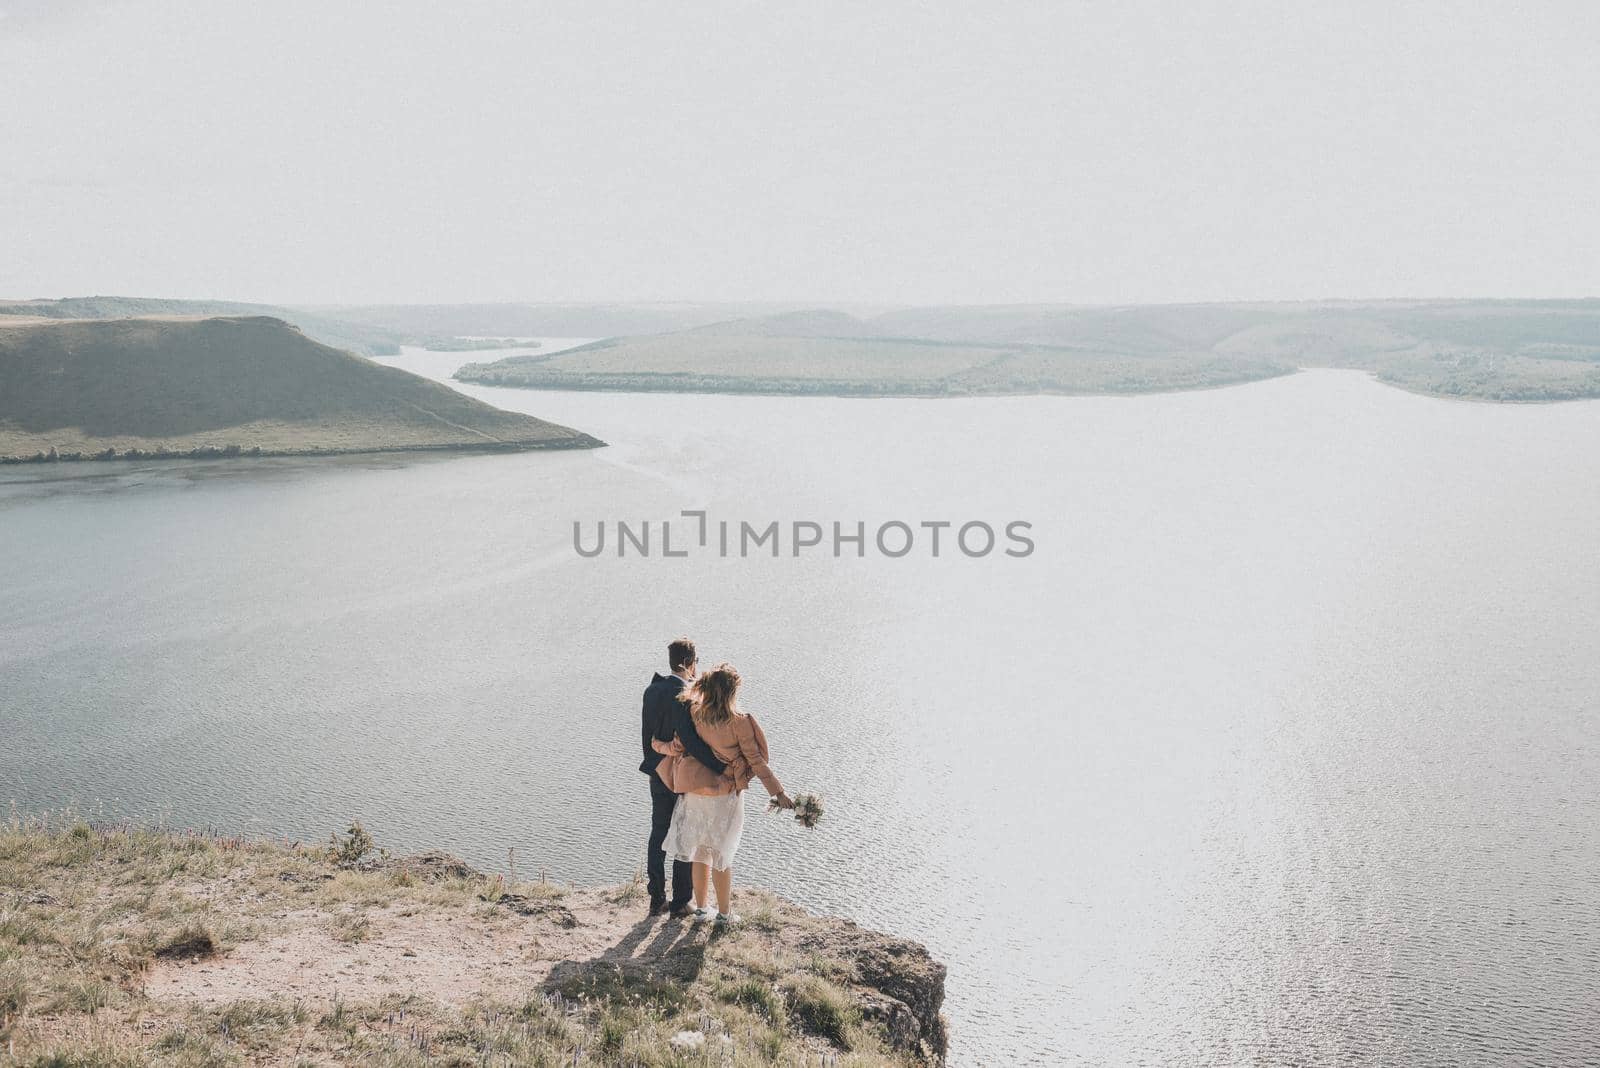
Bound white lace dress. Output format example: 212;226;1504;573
662;790;745;872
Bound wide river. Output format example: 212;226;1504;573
3;345;1598;1065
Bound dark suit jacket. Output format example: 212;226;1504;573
640;672;727;782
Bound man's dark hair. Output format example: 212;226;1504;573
668;638;696;672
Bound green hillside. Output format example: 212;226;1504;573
0;316;602;462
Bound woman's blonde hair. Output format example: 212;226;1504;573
680;662;740;727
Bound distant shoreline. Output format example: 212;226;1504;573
0;436;603;466
450;300;1600;404
454;365;1600;405
451;366;1301;400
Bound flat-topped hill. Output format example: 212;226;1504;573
456;329;1288;397
455;299;1600;401
0;296;411;357
0;316;601;462
306;301;804;340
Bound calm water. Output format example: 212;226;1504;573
3;348;1598;1065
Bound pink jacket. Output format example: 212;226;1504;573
653;711;783;798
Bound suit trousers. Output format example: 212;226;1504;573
648;776;694;907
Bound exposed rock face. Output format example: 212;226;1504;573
513;880;949;1063
798;918;949;1059
378;850;481;881
495;892;581;928
732;895;947;1061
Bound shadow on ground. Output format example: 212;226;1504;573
546;913;720;1005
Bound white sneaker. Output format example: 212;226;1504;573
691;907;715;924
713;912;740;928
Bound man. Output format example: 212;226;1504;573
640;637;728;917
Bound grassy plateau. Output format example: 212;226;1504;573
0;814;945;1067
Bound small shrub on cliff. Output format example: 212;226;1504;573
327;822;376;868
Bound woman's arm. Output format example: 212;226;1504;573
669;704;728;776
736;715;786;799
651;736;683;756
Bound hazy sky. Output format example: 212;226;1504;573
3;1;1597;305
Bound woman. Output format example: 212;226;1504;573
656;662;793;926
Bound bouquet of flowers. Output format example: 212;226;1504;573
768;792;825;829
